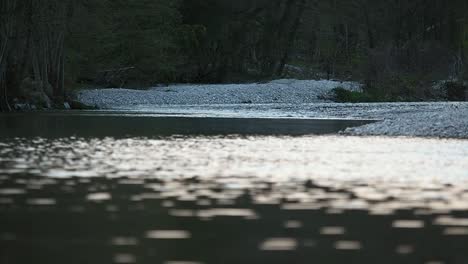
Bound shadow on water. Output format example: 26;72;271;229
0;112;376;138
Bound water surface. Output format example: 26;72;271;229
0;112;375;138
1;113;468;264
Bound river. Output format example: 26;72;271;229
1;111;468;264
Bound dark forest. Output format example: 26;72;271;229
1;0;468;110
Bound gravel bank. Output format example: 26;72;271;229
341;103;468;138
75;80;468;139
76;79;360;107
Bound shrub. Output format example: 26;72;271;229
444;81;468;101
332;87;375;103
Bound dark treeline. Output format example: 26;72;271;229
1;0;468;110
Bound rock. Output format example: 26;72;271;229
43;83;54;99
19;77;52;108
69;100;96;110
14;103;31;111
283;64;307;79
31;91;51;108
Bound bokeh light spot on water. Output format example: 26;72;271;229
284;220;302;229
259;238;298;251
87;192;112;201
26;198;56;206
146;230;191;239
392;220;425;229
396;245;415;255
164;261;204;264
169;209;196;217
196;208;258;219
113;253;137;264
110;237;139;246
0;188;26;195
443;227;468;236
434;216;468;226
320;227;346;235
334;241;362;250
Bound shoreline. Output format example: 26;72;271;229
16;79;465;140
77;99;468;141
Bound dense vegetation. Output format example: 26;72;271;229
1;0;468;110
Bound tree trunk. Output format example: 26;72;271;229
275;0;306;76
363;4;375;49
0;0;14;112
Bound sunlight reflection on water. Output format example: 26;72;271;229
1;135;468;263
1;136;467;181
1;136;468;214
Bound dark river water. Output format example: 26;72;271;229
0;112;375;138
1;112;468;264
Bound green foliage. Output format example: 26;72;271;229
63;0;468;91
332;87;377;103
107;0;183;79
66;0;192;85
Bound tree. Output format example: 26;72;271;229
2;0;468;109
0;0;72;111
0;0;16;111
